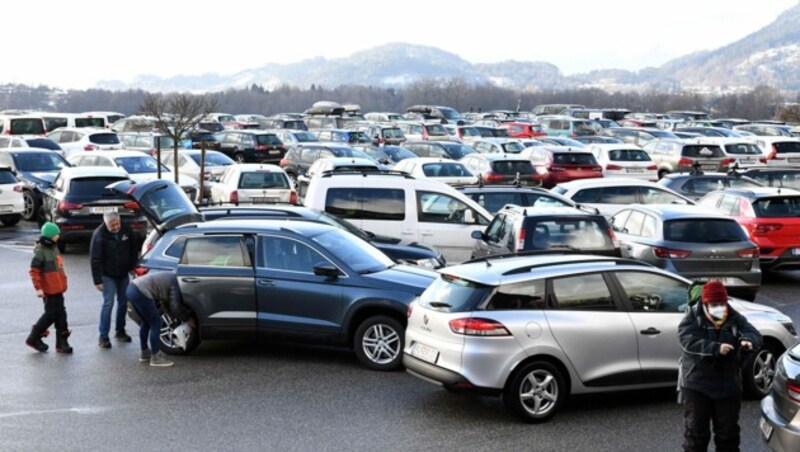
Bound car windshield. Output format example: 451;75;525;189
439;108;462;120
13;152;69;171
724;143;761;155
238;171;289;189
418;274;491;312
189;152;234;167
382;146;416;162
664;219;749;243
524;217;614;251
608;149;651;161
114;156;163;174
441;143;476;159
753;196;800;218
310;228;393;274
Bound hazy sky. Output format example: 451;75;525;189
7;0;798;89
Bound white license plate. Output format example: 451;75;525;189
0;205;12;212
792;248;800;256
411;342;439;364
251;197;279;203
269;150;280;155
626;168;643;173
90;206;118;214
701;165;716;170
760;416;773;441
790;158;800;163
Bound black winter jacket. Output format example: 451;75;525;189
678;303;762;399
90;224;138;284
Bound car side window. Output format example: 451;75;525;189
640;187;684;204
609;209;631;232
164;237;188;259
641;214;657;237
180;236;250;267
719;194;739;216
614;271;688;313
571;188;600;203
550;273;615;310
486;280;546;311
598;186;637;204
623;211;645;236
259;236;328;274
484;214;504;242
417;191;475;224
326;188;405;220
698;192;723;209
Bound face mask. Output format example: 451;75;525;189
707;305;727;319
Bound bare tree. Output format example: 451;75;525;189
777;104;800;123
139;93;219;187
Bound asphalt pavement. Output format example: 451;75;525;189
1;222;796;451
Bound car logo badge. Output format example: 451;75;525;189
423;314;429;325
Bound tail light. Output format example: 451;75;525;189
768;145;783;161
608;227;619;248
677;158;693;166
290;190;298;205
516;228;526;252
57;200;83;211
13;184;22;192
279;158;290;167
256;145;268;151
787;381;800;403
123;201;140;210
133;266;149;277
736;248;759;259
407;302;414;318
753;223;783;235
449;318;511;336
653;247;692;259
647;165;658;170
230;190;239;204
484;173;505;182
84;144;98;151
422;128;429;140
721;158;734;166
606;164;623;170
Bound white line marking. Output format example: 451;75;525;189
0;406;111;419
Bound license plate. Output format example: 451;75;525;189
740;159;756;164
90;206;118;214
269;150;280;155
760;416;773;441
0;205;12;212
701;165;716;171
411;342;439;364
790;158;800;164
626;168;643;173
792;248;800;256
251;197;278;203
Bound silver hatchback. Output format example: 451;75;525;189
761;342;800;450
404;254;796;422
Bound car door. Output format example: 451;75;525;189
609;270;689;383
254;234;344;336
544;272;642;386
473;213;506;258
175;235;257;339
416;190;489;263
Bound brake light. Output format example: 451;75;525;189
407;302;414;318
721;158;734;166
516;228;526;252
677;158;693;166
123;201;140;210
449;318;511;336
133;266;149;277
13;184;22;192
484;173;505;182
653;247;692;259
736;248;759;259
606;164;623;170
256;145;268;151
739;199;756;218
788;381;800;402
230;190;238;204
768;145;783;161
57;200;83;211
753;223;783;235
647;165;658;170
290;190;298;205
84;144;98;151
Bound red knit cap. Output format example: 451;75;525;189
702;281;728;304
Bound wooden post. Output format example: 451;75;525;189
156;137;162;179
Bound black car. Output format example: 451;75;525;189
473;126;510;138
657;171;763;201
0;149;71;221
741;167;800;190
184;129;220;150
113;179;436;370
216;130;286;163
39;167;147;252
279;143;364;184
459;185;575;214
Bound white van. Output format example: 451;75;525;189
0;115;47;135
303;171;492;263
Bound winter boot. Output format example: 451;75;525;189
25;325;48;352
56;330;73;354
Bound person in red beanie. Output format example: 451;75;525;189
678;280;762;452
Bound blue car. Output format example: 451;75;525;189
0;149;71;221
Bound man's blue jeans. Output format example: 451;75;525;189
99;276;129;339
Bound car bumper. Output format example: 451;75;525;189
0;199;24;216
761;394;800;451
403;354;501;395
761;253;800;271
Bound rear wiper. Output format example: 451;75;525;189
428;301;452;308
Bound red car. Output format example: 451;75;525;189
522;147;603;188
502;122;546;138
699;187;800;271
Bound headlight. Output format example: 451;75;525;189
411;258;439;269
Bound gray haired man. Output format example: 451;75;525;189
90;212;139;348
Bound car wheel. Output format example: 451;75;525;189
353;315;404;371
159;310;200;355
503;361;565;423
22;191;38;221
0;214;21;227
743;343;778;399
233;151;245;163
657;169;669;180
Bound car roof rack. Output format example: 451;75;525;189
462;251;651;272
319;169;415;179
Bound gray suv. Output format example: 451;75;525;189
404;254;796;422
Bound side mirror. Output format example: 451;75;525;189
463;209;476;224
471;230;484;241
313;263;341;279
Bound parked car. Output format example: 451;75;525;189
472;139;526;154
460;154;540;186
459;185;575;214
216;130;286;163
161;149;235;200
280;143;367;186
698;187;800;271
363;125;407;145
610;205;761;300
274;129;318;147
752;137;800;166
39;167;147;252
260;116;308;131
315;129;372;145
675;126;747;138
0;149;71;221
642;139;735;178
0;165;24;226
296;158;380;199
0;114;46;135
110;116;155;133
393;158;477;186
181;129;221;150
552;178;694;217
717;139;767;168
406;105;465;125
501;122;546;138
208;163;295;206
403;141;476;160
471;205;619;258
81;111;125;129
396;121;450;142
657;171;763;201
363;112;404;122
358;144;417;165
742;167;800;190
587;144;658;180
473;126;510;138
47;127;122;157
734;124;793;137
520;147;603;188
760;342;800;451
118;132;175;156
539;116;598;137
603;127;680;147
443;125;482;143
404;254;795;422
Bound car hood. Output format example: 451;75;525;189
22;171;58;187
362;265;436;296
372;241;441;261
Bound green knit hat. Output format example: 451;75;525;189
41;222;60;239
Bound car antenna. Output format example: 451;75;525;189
477;173;484;187
485;259;492;268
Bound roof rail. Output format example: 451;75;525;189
319;169;415;179
500;256;652;276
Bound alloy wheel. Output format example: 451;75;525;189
519;369;559;417
361;323;400;365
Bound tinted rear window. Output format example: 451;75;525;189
774;142;800;154
682;145;724;158
89;133;120;145
255;134;282;145
25;138;61;150
492;160;534;175
75;118;105;128
68;177;127;196
10;118;45;135
325;188;405;220
238;171;289;189
523;217;614;251
608;149;651;161
753;197;800;218
425;124;448;136
664;219;749;243
44;118;68;131
0;169;17;184
422;163;472;177
553;153;597;165
419;274;491;312
441;144;475;159
724;143;761;155
189;152;233;166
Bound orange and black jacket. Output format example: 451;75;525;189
30;238;68;296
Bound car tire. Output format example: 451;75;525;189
657;169;669;180
128;303;201;356
503;361;565;423
742;343;779;399
353;315;404;371
1;214;21;227
233;150;245;163
22;191;38;221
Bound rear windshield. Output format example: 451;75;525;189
425;124;448;137
0;169;17;184
774;142;800;154
189;152;233;166
69;177;127;196
523;217;614;251
492;160;535;175
422;163;472;177
75;118;105;128
89;133;120;145
608;149;651;161
255;134;282;145
553;153;597;165
753;197;800;218
10;118;45;135
25;138;61;150
441;143;476;159
682;145;725;158
418;274;491;312
284;120;307;131
502;142;525;153
382;128;404;139
664;219;749;243
724;143;761;155
43;117;68;131
238;171;289;189
459;127;481;137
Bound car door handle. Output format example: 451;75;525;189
640;327;661;335
181;277;201;283
401;231;416;236
421;231;434;236
257;279;276;287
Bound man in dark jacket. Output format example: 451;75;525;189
90;212;138;348
678;280;762;452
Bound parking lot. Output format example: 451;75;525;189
2;222;797;451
